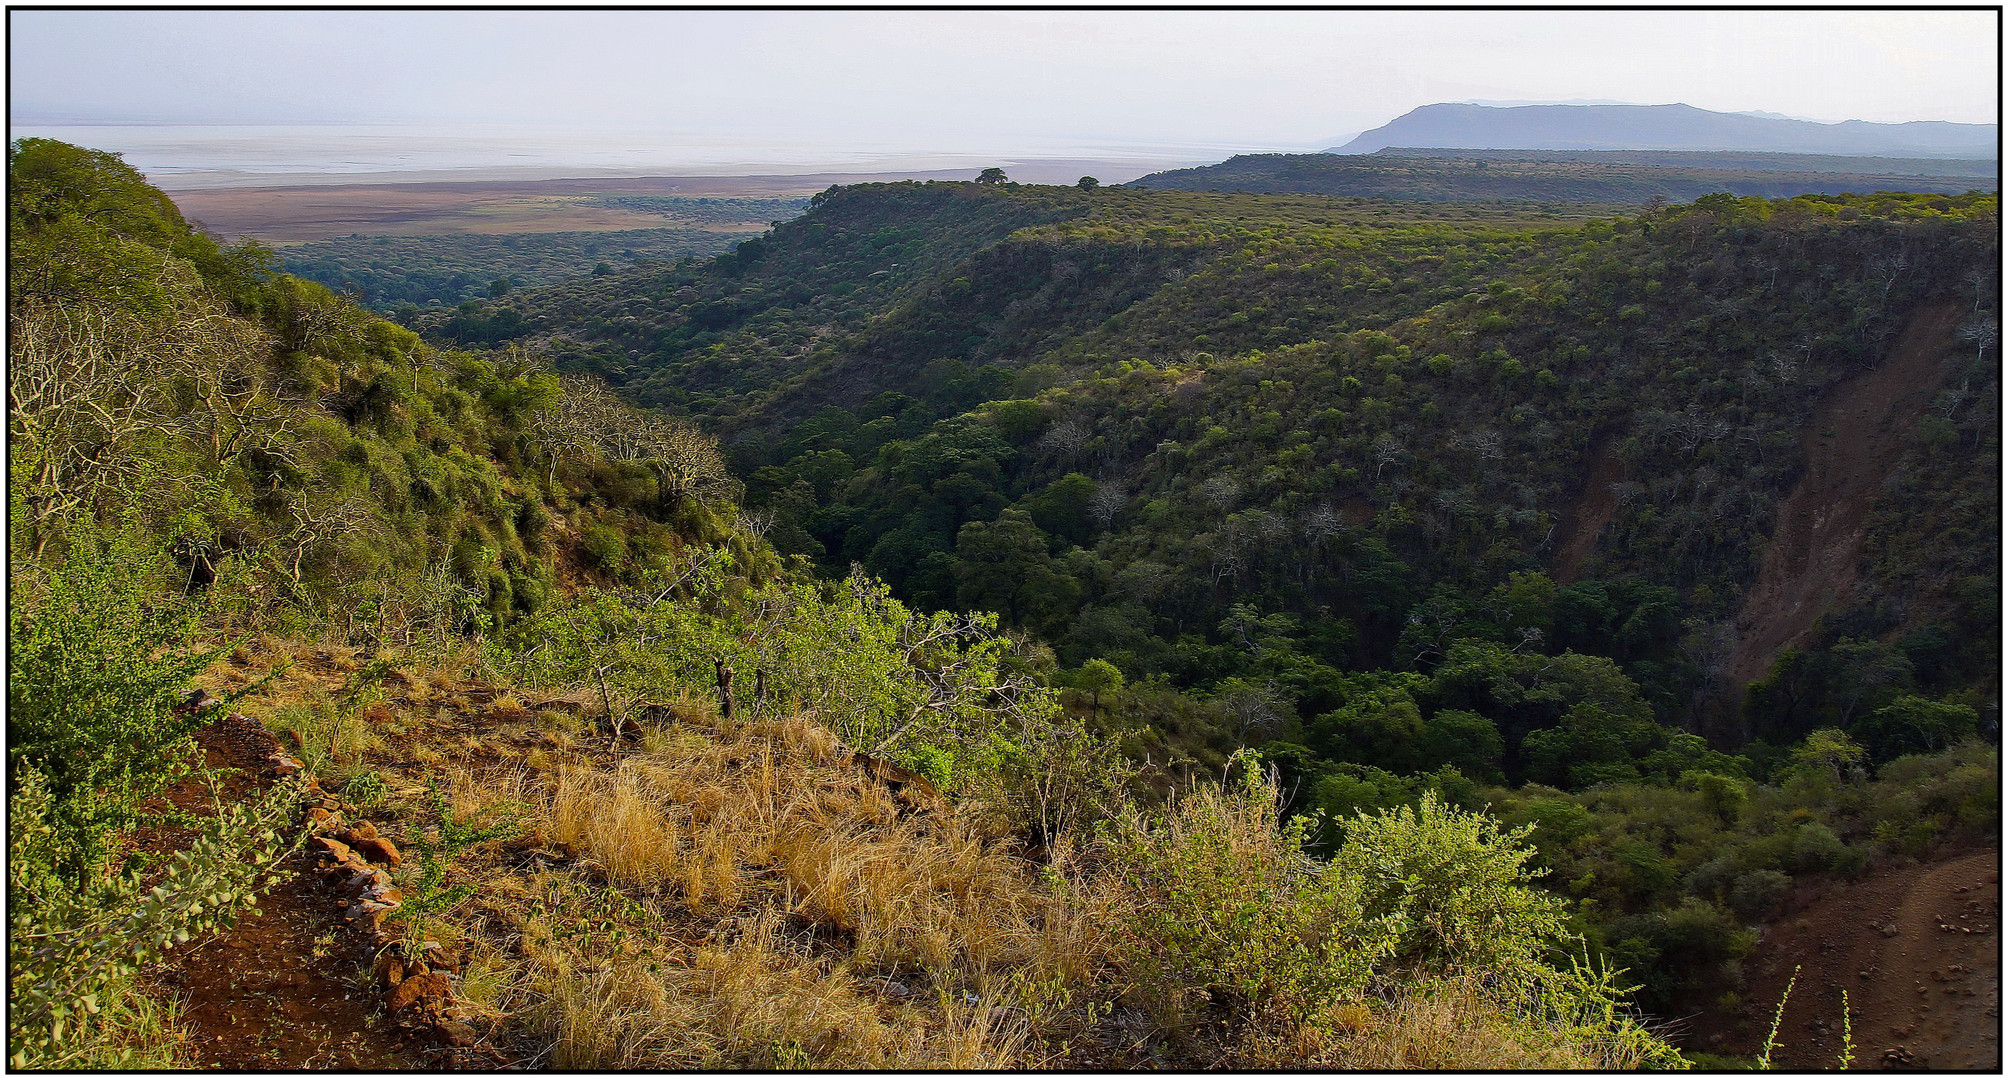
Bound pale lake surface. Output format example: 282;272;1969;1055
11;123;1304;188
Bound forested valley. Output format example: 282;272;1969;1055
10;137;1998;1070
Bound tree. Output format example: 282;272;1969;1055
952;509;1076;627
1075;658;1125;718
975;167;1008;185
1076;176;1100;190
532;372;735;504
1851;695;1978;761
1330;792;1567;978
1791;728;1866;781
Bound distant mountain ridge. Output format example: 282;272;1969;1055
1333;103;1998;159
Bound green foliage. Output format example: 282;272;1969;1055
393;774;527;950
497;554;1056;777
9;141;761;653
1851;694;1978;761
1103;758;1397;1023
7;513;234;883
285;220;802;313
1131;149;1994;204
1330;792;1568;978
1490;737;1995;1016
6;507;305;1069
9;769;305;1069
567;181;1996;767
1100;763;1680;1063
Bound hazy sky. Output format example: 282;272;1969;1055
11;9;1999;148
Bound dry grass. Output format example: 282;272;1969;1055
538;912;1027;1069
1309;979;1650;1070
541;713;1108;984
209;644;1677;1071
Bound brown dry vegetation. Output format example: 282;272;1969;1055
174;636;1676;1070
167;174;935;243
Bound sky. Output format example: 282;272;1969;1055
8;9;1999;180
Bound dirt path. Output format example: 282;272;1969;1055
1550;436;1623;584
140;713;425;1070
1721;304;1961;704
1685;847;2000;1069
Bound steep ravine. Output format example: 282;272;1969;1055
1720;304;1961;724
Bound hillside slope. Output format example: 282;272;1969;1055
15;140;1999;1072
443;183;1998;752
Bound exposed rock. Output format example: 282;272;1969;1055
434;1019;479;1047
387;972;452;1015
1882;1045;1925;1069
353;836;402;867
176;689;222;716
314;836;358;863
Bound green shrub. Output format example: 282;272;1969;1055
1330;791;1567;978
1727;869;1792;919
1105;759;1396;1024
6;515;303;1068
7;515;233;883
580;519;630;570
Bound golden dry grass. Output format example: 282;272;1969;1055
210;645;1678;1072
1310;979;1647;1070
537;912;1028;1069
540;712;1112;985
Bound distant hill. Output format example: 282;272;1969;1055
1128;150;1997;204
1367;147;1999;177
1332;103;1998;159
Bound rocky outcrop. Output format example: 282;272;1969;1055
182;688;495;1064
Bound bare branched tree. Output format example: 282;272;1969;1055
1087;476;1130;530
7;301;269;543
1037;418;1091;462
533;373;738;505
1370;432;1407;482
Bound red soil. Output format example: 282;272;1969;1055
1550;436;1624;585
1721;305;1961;712
1684;846;2000;1070
137;713;427;1070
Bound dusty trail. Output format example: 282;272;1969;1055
1722;304;1960;708
1685;847;2000;1069
138;712;423;1069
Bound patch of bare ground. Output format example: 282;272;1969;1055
1683;847;1999;1069
1720;304;1961;716
1550;435;1624;584
164;172;943;243
138;713;425;1069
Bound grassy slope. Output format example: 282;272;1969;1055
207;636;1678;1070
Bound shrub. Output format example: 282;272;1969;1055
1727;869;1792;919
1104;758;1397;1024
8;515;232;883
1330;791;1568;978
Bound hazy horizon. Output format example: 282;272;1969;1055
10;10;1998;187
